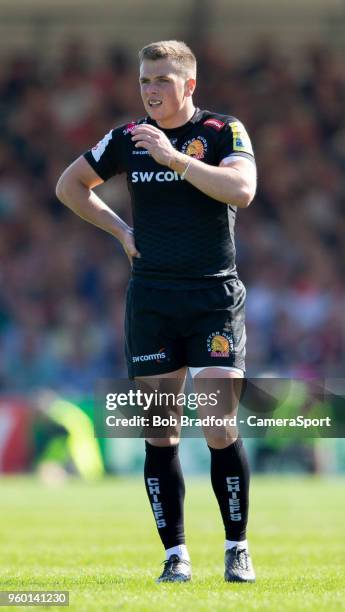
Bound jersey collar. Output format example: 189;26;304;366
146;107;202;135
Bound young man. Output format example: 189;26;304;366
56;40;257;583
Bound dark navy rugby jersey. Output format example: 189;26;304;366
84;108;255;288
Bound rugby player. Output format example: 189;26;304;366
56;40;257;584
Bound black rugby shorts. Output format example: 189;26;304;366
124;279;246;378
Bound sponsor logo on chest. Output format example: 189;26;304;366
131;170;183;183
131;136;178;156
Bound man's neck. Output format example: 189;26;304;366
156;104;196;129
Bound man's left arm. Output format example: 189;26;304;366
170;153;256;208
131;124;256;208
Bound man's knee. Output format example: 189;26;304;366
146;437;180;447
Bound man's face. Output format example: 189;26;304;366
139;58;195;122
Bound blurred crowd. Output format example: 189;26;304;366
0;39;344;394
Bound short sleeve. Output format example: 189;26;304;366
83;127;126;181
217;119;255;165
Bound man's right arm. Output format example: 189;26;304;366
55;156;140;263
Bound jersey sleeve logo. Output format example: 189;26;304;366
123;122;137;136
203;118;225;131
229;121;254;155
91;130;113;162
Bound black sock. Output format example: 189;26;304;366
144;441;185;549
209;438;250;541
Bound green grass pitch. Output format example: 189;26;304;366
0;475;344;611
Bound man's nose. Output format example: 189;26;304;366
146;84;159;96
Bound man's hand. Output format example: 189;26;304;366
131;125;175;166
120;227;141;266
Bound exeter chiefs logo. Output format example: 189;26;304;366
182;136;207;160
207;332;233;358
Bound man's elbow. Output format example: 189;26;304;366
56;173;79;206
55;175;67;203
233;187;255;209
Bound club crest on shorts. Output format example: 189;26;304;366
182;136;207;159
207;332;233;358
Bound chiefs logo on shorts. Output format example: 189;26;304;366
207;332;233;358
182;136;207;160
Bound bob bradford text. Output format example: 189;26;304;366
105;415;332;429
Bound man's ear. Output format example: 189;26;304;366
184;78;196;97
